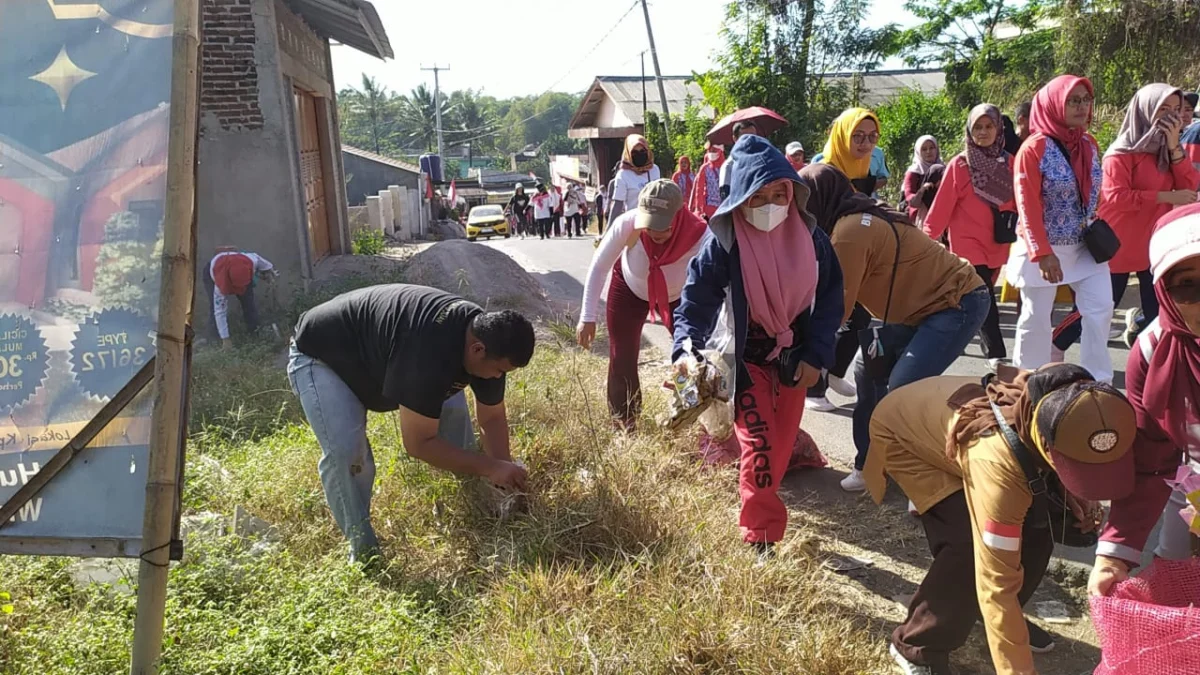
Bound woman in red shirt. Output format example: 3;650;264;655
924;104;1017;368
1052;84;1200;351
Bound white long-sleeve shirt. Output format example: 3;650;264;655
210;251;273;339
579;211;704;323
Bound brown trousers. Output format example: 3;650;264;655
892;490;1054;670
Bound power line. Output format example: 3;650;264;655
445;1;642;146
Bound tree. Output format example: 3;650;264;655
895;0;1014;67
397;84;451;152
447;90;497;168
337;75;400;154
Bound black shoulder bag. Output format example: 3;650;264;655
1048;138;1120;263
991;206;1019;244
989;400;1099;548
857;215;903;383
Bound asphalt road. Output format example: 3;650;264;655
484;232;1154;567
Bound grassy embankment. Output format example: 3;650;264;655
0;269;893;674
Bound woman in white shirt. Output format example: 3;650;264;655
578;179;706;429
607;134;662;223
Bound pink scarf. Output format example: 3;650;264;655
640;208;707;332
1143;205;1200;446
733;181;819;361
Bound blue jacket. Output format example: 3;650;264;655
672;135;844;390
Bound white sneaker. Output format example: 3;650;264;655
907;500;919;516
1108;327;1125;341
1050;346;1065;363
985;358;1008;372
805;396;837;412
827;374;857;398
840;469;867;492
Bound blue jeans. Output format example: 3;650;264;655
287;342;476;557
852;286;990;470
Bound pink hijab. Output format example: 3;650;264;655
1143;204;1200;446
732;180;818;361
1030;75;1096;206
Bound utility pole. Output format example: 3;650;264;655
420;64;449;157
639;0;671;154
640;51;647;125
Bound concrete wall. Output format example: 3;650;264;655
195;0;342;334
342;152;419;206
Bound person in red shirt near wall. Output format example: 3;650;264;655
924;104;1019;371
1090;203;1200;597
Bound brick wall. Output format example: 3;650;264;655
201;0;264;131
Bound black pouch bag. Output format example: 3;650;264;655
990;401;1099;547
991;207;1019;244
777;310;812;387
850;176;879;196
857;217;903;383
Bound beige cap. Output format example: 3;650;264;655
634;179;683;232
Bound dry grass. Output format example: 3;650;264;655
0;339;894;674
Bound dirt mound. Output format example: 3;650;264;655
404;240;551;318
429;219;467;240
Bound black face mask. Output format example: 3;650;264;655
631;150;649;166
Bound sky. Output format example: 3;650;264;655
332;0;917;100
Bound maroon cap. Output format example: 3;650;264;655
1034;381;1137;501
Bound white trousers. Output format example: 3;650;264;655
1013;271;1115;383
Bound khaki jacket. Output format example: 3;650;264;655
866;376;1039;675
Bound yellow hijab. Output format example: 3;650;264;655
820;108;880;180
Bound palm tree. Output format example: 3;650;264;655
397;84;450;153
342;74;396;154
447;91;496;169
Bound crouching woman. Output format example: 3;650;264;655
672;134;844;553
868;365;1136;675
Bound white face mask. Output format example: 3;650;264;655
707;152;720;162
743;203;789;232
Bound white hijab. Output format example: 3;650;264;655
907;135;941;175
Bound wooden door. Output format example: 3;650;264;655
294;88;331;261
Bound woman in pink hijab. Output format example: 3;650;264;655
672;134;844;554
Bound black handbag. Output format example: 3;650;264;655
991;207;1018;244
1083;218;1120;263
1048;137;1120;264
851;176;879;196
857;217;903;383
990;401;1099;548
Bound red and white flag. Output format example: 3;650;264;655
447;179;457;205
982;520;1021;552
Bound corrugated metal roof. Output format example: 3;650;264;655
570;76;711;131
282;0;392;59
817;69;947;107
342;145;421;173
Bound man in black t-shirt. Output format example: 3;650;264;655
505;183;532;237
288;284;536;564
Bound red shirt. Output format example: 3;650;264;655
1097;152;1200;274
922;156;1016;269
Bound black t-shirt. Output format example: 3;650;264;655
507;194;530;216
293;284;505;417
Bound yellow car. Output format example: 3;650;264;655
466;205;510;241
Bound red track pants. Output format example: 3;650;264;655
734;362;806;543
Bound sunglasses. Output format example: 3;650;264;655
851;132;880;144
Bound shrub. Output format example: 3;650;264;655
350;227;386;256
874;89;966;203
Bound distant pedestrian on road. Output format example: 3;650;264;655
871;366;1135;675
563;182;585;238
607;134;661;223
690;142;725;220
672;155;695;204
504;183;532;238
288;284;534;567
550;184;564;237
204;247;276;348
577;180;706;429
673;135;844;555
902;134;942;223
923;103;1018;369
531;182;555;240
798;164;987;493
593;188;606;235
